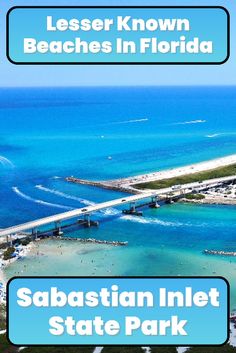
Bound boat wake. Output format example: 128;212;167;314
121;215;213;228
35;185;95;206
111;118;149;125
102;208;120;216
172;119;206;126
35;185;119;216
0;156;14;168
205;133;221;138
12;186;196;227
12;187;73;210
121;215;184;227
51;176;62;180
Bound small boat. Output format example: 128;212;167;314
108;156;112;160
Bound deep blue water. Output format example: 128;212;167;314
1;86;236;308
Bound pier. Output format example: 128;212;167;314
0;175;236;241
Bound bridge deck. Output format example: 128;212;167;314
0;175;235;238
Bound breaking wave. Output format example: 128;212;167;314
0;156;14;168
12;187;73;210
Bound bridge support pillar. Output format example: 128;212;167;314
130;202;136;212
53;222;63;236
180;189;186;197
32;228;38;240
165;193;174;204
122;202;143;216
5;235;13;247
77;215;98;228
84;214;91;228
149;196;160;208
9;235;13;247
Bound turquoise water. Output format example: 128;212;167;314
1;86;236;309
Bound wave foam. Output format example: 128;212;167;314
173;119;206;126
112;118;148;125
102;208;120;216
205;133;221;138
121;215;183;227
35;185;119;215
35;185;95;206
0;156;14;168
12;187;73;210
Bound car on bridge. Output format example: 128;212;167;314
172;185;181;190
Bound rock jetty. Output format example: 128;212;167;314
53;236;128;246
204;249;236;257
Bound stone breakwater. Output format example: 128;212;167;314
65;177;141;194
53;236;128;246
204;249;236;257
66;154;236;195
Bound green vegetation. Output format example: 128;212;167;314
134;164;236;190
0;304;6;330
184;194;205;200
19;237;31;246
186;345;236;352
0;334;17;353
3;247;15;261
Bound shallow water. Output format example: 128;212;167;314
1;87;236;309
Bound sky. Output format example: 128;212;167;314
0;0;235;87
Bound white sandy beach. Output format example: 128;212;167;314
108;154;236;187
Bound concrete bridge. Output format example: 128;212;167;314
0;175;235;241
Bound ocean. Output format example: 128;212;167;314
1;86;236;309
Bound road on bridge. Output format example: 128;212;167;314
0;175;235;237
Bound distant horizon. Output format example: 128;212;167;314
0;0;235;87
0;84;236;89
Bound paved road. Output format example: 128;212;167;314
0;175;235;238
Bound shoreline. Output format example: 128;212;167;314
66;153;236;194
117;154;236;185
0;237;128;289
0;243;33;289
